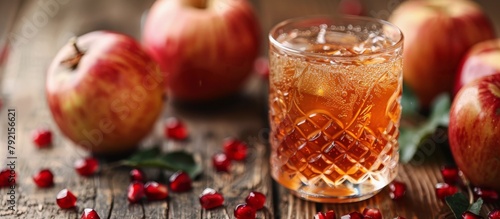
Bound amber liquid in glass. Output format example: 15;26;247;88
269;30;402;202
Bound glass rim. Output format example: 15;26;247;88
268;15;404;60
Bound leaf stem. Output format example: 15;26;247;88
101;161;126;173
459;170;474;204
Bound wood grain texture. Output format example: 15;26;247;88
0;0;499;219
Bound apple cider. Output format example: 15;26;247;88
269;16;403;203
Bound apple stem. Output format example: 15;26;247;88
60;37;84;70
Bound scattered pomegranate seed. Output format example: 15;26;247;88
341;211;364;219
74;157;99;177
169;171;192;192
0;44;8;66
0;168;15;188
129;169;146;182
32;128;52;148
81;208;100;219
315;210;336;219
325;210;336;219
127;181;145;203
389;181;406;200
164;117;188;140
33;169;54;188
234;204;256;219
223;138;248;161
199;188;224;210
254;57;269;80
56;189;77;209
245;191;266;210
474;187;499;202
144;181;169;201
441;165;460;184
212;152;231;172
435;183;459;200
315;212;327;219
462;211;484;219
363;207;382;219
488;209;500;219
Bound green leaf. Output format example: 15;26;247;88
121;148;202;178
399;94;451;162
468;198;483;215
445;193;470;219
162;151;202;178
126;147;161;163
401;83;420;117
427;94;451;127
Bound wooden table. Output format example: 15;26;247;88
1;0;499;218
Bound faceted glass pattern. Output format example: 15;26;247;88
269;16;403;203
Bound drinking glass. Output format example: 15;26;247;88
268;15;403;203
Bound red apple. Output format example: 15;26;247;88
142;0;260;101
46;31;164;155
389;0;495;108
454;39;500;96
338;0;364;16
448;74;500;191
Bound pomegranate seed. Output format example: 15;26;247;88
33;169;54;188
199;188;224;210
223;138;248;161
164;117;188;140
74;157;99;177
325;210;336;219
212;152;231;172
394;217;406;219
254;57;269;80
81;208;100;219
144;181;169;201
488;209;500;219
127;182;144;203
363;208;382;219
340;211;364;219
127;181;145;203
474;187;499;202
234;204;256;219
56;189;77;209
315;212;327;219
129;169;146;182
32;128;52;148
389;181;406;200
462;211;484;219
0;168;15;188
315;210;336;219
441;165;460;184
435;183;459;200
169;171;192;192
245;191;266;210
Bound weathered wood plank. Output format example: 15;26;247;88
166;86;273;218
